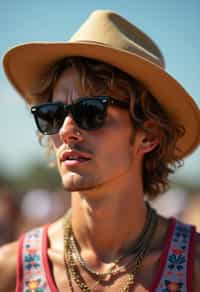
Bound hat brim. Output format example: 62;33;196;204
3;41;200;158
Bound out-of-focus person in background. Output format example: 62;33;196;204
0;187;19;245
151;188;189;219
0;10;200;292
17;189;71;234
181;194;200;232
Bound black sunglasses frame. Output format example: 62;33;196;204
31;96;129;135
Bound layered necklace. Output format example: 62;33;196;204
63;204;158;291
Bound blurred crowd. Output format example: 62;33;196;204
0;184;199;246
0;186;71;245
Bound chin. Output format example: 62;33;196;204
61;173;97;192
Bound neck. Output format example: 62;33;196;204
69;180;147;261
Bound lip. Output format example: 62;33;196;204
60;150;91;167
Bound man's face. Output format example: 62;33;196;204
50;67;143;193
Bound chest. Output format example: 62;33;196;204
16;219;195;292
49;247;168;291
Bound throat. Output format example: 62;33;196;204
70;200;157;262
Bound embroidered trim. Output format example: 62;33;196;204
149;218;176;291
155;220;195;292
21;227;52;292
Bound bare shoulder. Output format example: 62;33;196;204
0;241;18;292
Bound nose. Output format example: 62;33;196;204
59;114;83;144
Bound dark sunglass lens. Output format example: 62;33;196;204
35;104;65;134
73;99;106;130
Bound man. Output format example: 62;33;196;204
1;10;200;291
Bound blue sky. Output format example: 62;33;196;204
0;0;200;184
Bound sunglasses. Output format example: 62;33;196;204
31;96;129;135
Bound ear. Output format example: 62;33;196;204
136;120;161;155
139;136;160;154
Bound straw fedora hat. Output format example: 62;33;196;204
3;10;200;158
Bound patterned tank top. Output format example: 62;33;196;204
16;218;196;292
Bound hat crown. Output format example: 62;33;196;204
70;10;165;68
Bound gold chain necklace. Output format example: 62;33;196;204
63;205;158;291
69;234;123;277
65;245;141;292
69;203;154;278
64;223;142;292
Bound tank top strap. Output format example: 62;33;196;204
16;225;57;292
153;218;196;292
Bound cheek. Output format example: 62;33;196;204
107;111;135;147
97;128;135;170
104;112;135;153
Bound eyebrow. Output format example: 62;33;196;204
52;87;75;104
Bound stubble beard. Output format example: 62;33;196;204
61;171;100;192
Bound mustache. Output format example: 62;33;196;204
60;143;94;156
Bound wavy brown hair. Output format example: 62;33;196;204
30;57;185;198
